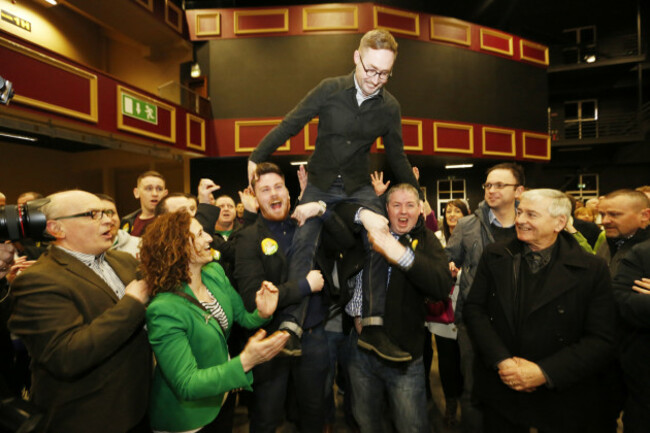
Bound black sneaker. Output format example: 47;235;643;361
279;331;302;357
357;325;412;362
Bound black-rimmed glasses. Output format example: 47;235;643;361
358;54;392;80
54;209;115;221
482;183;519;190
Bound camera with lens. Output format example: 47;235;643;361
0;199;49;242
0;75;14;106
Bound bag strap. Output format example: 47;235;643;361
173;291;225;331
173;291;210;312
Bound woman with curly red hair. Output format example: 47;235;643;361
139;211;289;433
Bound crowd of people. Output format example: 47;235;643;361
1;28;650;433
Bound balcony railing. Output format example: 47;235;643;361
157;81;211;118
550;107;648;145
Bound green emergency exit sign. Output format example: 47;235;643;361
122;94;158;125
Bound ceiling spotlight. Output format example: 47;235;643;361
584;54;596;63
290;161;308;166
445;164;473;169
190;62;201;78
44;0;58;5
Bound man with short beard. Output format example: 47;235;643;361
234;163;328;433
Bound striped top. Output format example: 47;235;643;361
200;290;229;332
57;246;125;299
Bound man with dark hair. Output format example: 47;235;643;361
247;29;419;360
445;161;524;433
612;238;650;432
464;189;617;433
9;190;151;433
214;194;239;241
346;183;453;433
597;189;650;275
121;170;168;236
235;162;328;433
155;192;198;217
96;194;140;258
595;190;650;428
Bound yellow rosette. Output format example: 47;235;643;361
261;238;279;256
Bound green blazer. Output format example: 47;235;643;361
146;262;269;432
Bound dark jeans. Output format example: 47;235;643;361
347;332;429;433
284;179;386;328
423;328;463;401
249;325;329;433
324;328;354;425
457;323;483;433
434;333;463;399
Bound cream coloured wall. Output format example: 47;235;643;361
106;37;192;95
0;0;104;69
0;0;191;95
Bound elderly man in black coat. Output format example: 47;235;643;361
464;188;618;433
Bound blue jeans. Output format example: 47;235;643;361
249;325;329;433
347;332;430;433
324;328;354;424
285;179;387;326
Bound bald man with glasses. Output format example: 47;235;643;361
247;28;420;362
8;189;152;433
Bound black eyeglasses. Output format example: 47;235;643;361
358;54;392;80
54;209;115;221
482;183;519;190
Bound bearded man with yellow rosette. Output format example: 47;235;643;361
234;162;332;433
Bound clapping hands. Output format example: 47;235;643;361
255;281;279;319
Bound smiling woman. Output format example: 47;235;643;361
138;211;289;433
